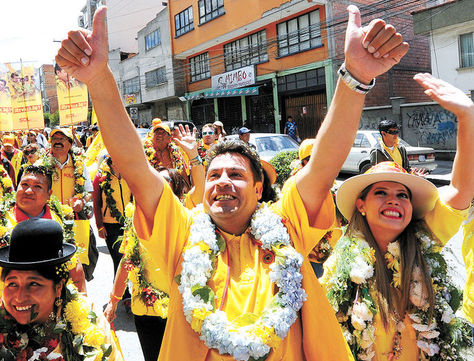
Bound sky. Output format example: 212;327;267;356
0;0;85;67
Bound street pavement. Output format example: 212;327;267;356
85;160;472;360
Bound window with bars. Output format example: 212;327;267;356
190;53;210;82
198;0;224;24
145;29;161;51
224;30;268;71
175;6;194;37
145;67;167;88
123;77;140;94
460;32;474;68
277;10;322;57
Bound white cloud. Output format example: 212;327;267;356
0;0;85;66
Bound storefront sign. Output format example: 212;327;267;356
125;94;136;105
212;66;255;91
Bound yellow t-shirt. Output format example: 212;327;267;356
134;176;354;361
462;207;474;324
321;199;468;361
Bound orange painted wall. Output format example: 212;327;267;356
180;3;329;93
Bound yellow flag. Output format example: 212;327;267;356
85;131;105;180
55;64;88;126
5;63;44;130
91;107;98;125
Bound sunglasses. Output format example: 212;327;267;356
384;130;399;135
24;149;37;156
202;131;214;136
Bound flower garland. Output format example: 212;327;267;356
40;150;92;218
176;203;306;361
324;229;472;361
0;164;13;197
119;203;169;318
98;162;131;225
143;133;188;174
0;284;112;361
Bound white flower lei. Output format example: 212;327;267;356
177;203;307;361
325;230;472;361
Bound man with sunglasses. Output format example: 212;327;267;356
370;119;411;172
197;123;217;159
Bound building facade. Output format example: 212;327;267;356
169;0;332;139
109;7;187;126
38;64;58;115
413;0;474;96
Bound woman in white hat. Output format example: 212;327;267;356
321;74;473;361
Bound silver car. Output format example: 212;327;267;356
341;130;437;174
226;133;299;162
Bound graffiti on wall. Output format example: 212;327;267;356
359;116;388;130
405;108;457;146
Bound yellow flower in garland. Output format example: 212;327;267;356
61;204;74;218
184;241;211;254
125;203;135;219
2;177;12;189
64;298;90;334
191;308;212;332
76;177;85;186
84;325;105;348
249;324;282;349
0;225;7;238
94;350;104;361
384;252;399;271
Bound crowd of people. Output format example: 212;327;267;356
0;4;471;361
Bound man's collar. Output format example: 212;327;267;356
14;204;51;221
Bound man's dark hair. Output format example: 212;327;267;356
205;139;263;184
22;165;53;191
379;119;399;133
287;116;293;120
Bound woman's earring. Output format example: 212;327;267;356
361;211;366;217
55;298;63;307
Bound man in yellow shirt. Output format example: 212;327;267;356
56;4;409;360
369;119;409;169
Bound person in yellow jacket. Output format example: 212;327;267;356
55;4;413;359
321;75;473;360
42;128;98;281
1;134;26;186
0;165;86;293
462;201;474;342
104;124;205;361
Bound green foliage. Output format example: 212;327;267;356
269;150;298;185
49;110;60;127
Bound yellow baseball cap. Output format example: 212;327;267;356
2;135;15;146
298;138;315;160
152;118;170;135
50;128;73;141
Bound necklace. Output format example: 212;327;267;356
177;203;306;361
324;231;472;361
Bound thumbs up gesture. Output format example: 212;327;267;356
55;7;109;86
343;5;409;85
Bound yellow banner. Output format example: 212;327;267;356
55;64;88;126
0;72;13;131
3;63;44;130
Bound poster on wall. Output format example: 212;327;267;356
2;62;44;130
55;63;88;126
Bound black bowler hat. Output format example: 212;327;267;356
0;219;76;269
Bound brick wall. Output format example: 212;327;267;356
329;0;433;106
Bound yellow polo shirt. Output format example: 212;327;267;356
321;199;468;361
382;143;403;167
462;208;474;324
134;177;353;361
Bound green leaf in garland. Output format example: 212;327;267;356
102;344;113;358
216;233;226;253
191;285;215;305
232;312;259;327
174;274;181;286
87;310;98;323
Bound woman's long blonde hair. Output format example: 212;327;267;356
346;183;435;328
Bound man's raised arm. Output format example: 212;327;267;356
55;7;163;225
296;6;409;223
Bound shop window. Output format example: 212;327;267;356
145;67;167;88
175;6;194;37
145;29;161;51
123;76;140;94
224;30;268;71
460;32;474;68
277;10;321;57
190;53;210;82
198;0;224;24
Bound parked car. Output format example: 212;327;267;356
226;133;299;162
341;130;437;174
